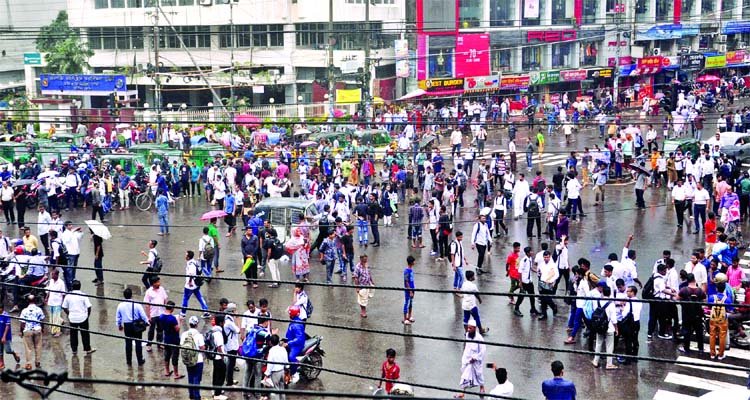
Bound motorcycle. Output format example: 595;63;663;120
1;272;48;308
297;334;325;381
701;96;726;113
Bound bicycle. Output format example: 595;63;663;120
135;187;155;212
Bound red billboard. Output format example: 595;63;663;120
455;33;490;78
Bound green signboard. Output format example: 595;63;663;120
23;53;41;65
530;70;560;85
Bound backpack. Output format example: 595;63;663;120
239;326;263;358
642;275;660;300
202;237;215;261
180;331;200;367
151;255;163;273
534;177;546;193
269;238;284;260
191;260;204;287
54;239;69;262
710;294;728;323
591;301;612;335
305;296;314;318
203;327;226;359
525;195;541;218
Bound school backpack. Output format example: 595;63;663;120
525;195;541;218
54;239;69;261
180;331;200;368
642;275;660;300
591;301;612;335
269;237;284;260
202;237;215;261
239;326;263;358
710;294;728;323
534;177;546;193
305;296;314;318
203;327;225;359
191;259;204;287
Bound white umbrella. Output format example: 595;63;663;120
38;170;59;179
294;128;312;136
85;220;112;240
116;123;130;129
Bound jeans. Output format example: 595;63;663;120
148;316;163;345
439;234;450;258
65;187;78;209
694;204;707;231
568;307;585;337
123;323;144;365
2;200;14;223
526;153;533;169
158;213;169;234
593;332;615;367
201;258;213;278
187;362;204;399
526;216;542;237
212;357;227;395
538;284;558;316
40;234;49;256
325;259;335;283
213;245;220;268
475;244;487;270
635;188;645;208
674;200;685;226
69;318;92;353
403;292;413;314
64;254;80;291
429;228;438;253
567;198;583;220
370;220;380;244
226;350;238;385
181;288;209;315
94;257;103;282
462;306;483;331
682;317;704;352
356;219;369;244
515;282;538;313
452;266;464;289
243;359;261;396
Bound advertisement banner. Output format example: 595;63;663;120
726;50;746;65
705;55;727;69
396;60;410;78
560;69;587;82
530;70;560;85
40;74;127;95
680;53;704;70
464;76;500;91
587;68;613;79
455;33;490;78
500;75;530;89
524;0;540;18
417;35;428;80
419;78;465;92
335;88;362;104
637;56;663;68
394;39;409;59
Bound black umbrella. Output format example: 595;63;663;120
12;179;36;188
626;163;651;176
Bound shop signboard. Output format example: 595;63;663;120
587;68;613;79
726;50;747;65
464;75;500;91
418;78;465;92
560;69;587;82
396;60;410;78
394;39;409;59
705;55;727;69
530;70;560;85
455;33;490;78
40;74;127;95
499;75;530;89
638;56;663;68
680;53;704;70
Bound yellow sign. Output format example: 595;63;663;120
704;55;727;69
335;88;362;104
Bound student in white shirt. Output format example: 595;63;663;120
471;215;492;273
488;366;514;396
210;315;227;397
592;286;619;369
264;335;288;390
181;316;206;400
61;280;95;354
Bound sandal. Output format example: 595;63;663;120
24;364;31;370
164;371;173;377
174;373;185;379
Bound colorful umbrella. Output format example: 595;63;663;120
190;126;205;132
241;256;256;275
294;128;311;136
200;210;227;221
300;141;317;148
696;75;720;83
234;114;262;128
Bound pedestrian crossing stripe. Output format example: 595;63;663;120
664;372;747;392
434;147;576;165
653;389;698;400
688;344;750;361
675;356;749;378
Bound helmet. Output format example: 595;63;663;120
14;246;24;255
714;273;728;284
287;306;300;319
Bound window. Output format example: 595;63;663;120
635;0;649;22
490;47;512;71
551;0;573;25
745;0;750;19
459;0;482;28
254;25;283;47
702;0;715;13
161;0;176;5
88;27;145;50
111;0;125;8
296;23;327;48
681;0;694;16
722;0;736;19
127;0;142;7
95;0;109;8
178;0;194;4
551;43;572;68
164;26;210;49
428;48;452;77
102;28;116;49
522;0;543;26
490;0;515;26
522;47;541;70
579;41;598;66
655;0;672;22
582;0;599;24
221;25;284;48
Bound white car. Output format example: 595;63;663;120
703;131;750;149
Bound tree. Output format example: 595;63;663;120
36;11;93;74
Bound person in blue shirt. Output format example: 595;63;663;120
115;288;148;366
156;189;170;236
432;150;444;174
403;256;415;325
322;157;332;179
155;170;169;197
118;169;131;210
542;360;576;400
190;162;201;197
284;305;306;383
146;124;155;142
224;191;237;236
0;303;20;369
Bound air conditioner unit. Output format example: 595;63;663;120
717;34;727;42
738;41;747;48
199;0;212;6
717;44;727;52
652;48;661;56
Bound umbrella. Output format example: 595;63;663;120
626;163;651;176
294;128;311;136
234;114;262;128
300;141;317;148
85;220;112;240
696;75;720;83
12;179;36;188
241;256;256;275
38;170;59;179
200;210;227;221
623;126;640;135
479;207;492;216
116;123;130;129
190;126;205;132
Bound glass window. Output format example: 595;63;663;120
161;0;176;5
635;0;649;22
88;28;102;49
459;0;482;28
551;0;572;25
745;0;750;19
95;0;109;8
111;0;125;8
131;27;144;49
233;25;249;47
582;0;599;24
115;27;129;50
428;48;452;78
551;43;572;68
655;0;672;22
219;26;232;48
579;41;598;66
102;28;116;49
178;0;194;4
296;23;327;48
195;26;210;48
722;0;736;19
490;0;514;26
522;0;543;26
522;47;541;70
268;25;284;47
127;0;142;7
702;0;715;13
490;47;512;71
681;0;694;16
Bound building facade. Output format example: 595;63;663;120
65;0;406;108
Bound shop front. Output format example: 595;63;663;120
498;75;531;114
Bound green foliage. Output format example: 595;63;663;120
36;11;93;74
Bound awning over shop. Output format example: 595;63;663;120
397;88;465;100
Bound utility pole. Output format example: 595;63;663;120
229;0;236;130
362;0;371;118
328;0;335;125
152;8;163;142
613;3;624;108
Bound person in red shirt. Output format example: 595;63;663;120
378;348;401;394
506;242;522;304
705;211;718;256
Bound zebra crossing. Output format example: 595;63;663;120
435;144;574;166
